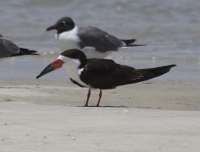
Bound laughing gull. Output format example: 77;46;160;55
0;34;38;58
36;49;176;107
46;17;145;59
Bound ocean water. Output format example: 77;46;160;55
0;0;200;81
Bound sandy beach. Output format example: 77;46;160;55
1;79;200;152
1;0;200;151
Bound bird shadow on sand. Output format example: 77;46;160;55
77;105;128;108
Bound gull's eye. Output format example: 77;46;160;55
60;21;66;26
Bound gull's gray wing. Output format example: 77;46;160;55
77;26;124;53
0;38;20;58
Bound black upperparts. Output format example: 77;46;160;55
129;64;177;84
80;64;176;89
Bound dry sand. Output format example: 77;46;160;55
0;79;200;152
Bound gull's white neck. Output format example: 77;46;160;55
55;26;81;51
58;55;88;87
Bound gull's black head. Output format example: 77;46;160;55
46;17;75;34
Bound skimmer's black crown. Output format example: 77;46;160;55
55;17;75;34
61;49;87;68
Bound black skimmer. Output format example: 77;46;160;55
0;34;38;58
36;49;176;107
46;17;145;59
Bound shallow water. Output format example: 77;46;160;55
0;0;200;81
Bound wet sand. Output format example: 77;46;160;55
0;79;199;110
0;79;200;152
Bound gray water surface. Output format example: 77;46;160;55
0;0;200;81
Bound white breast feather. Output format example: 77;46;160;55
58;55;88;87
55;26;81;51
